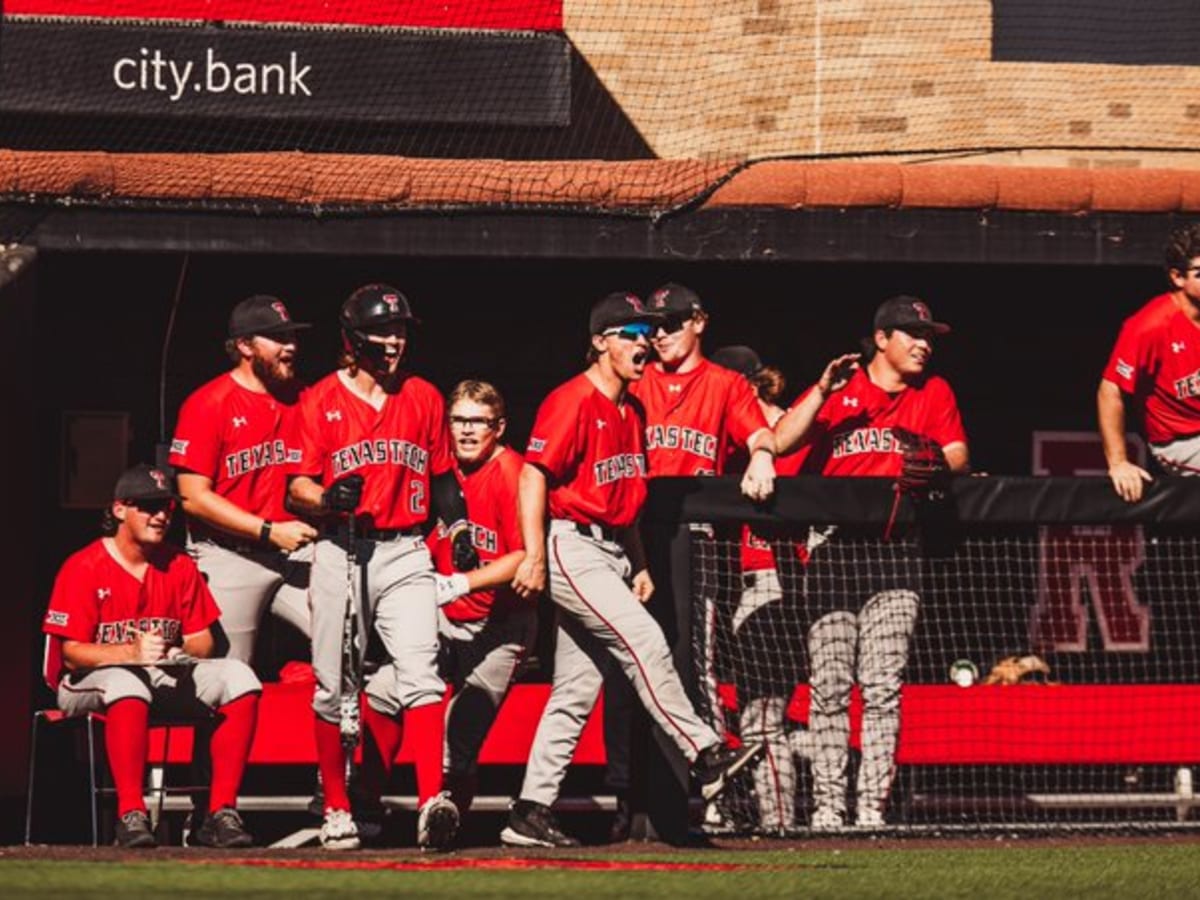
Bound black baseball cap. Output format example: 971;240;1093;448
873;295;950;335
710;345;763;378
113;464;181;502
228;295;311;339
589;291;665;334
649;282;704;316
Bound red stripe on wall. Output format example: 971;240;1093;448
3;1;563;31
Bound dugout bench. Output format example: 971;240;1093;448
26;679;612;847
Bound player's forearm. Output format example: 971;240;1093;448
465;549;526;592
177;474;272;541
181;629;214;659
774;388;824;455
287;475;328;516
944;442;970;474
619;522;648;575
517;464;548;562
746;427;777;458
1097;379;1130;466
61;639;138;669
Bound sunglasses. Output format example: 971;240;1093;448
602;322;654;340
658;312;693;335
450;415;499;431
124;498;177;516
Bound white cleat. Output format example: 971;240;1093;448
417;790;460;852
319;808;361;850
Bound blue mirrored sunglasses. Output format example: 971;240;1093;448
602;321;655;340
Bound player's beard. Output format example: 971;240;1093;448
251;352;294;389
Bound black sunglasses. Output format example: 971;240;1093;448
659;312;694;334
125;498;177;516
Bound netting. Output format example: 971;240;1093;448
652;477;1200;834
3;1;1200;212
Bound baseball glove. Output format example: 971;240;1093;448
983;654;1052;685
892;427;950;496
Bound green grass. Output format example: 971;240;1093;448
2;844;1198;899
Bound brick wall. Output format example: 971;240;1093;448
567;0;1200;168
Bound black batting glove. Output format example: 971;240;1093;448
448;521;480;571
322;473;364;514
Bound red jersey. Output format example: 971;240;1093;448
428;446;524;622
169;373;303;539
740;450;804;573
292;370;453;529
792;367;966;477
1103;292;1200;445
42;539;220;685
632;360;769;477
525;373;648;528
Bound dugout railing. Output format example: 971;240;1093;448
638;475;1200;839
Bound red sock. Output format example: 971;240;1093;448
208;693;258;813
407;701;445;805
313;718;351;812
360;704;405;803
104;699;150;816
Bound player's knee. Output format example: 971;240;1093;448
206;658;263;704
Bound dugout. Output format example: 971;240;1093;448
0;175;1193;841
7;0;1200;844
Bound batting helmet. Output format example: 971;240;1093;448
340;283;418;332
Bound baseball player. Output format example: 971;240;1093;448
710;345;804;834
596;285;776;840
426;380;532;823
287;284;474;850
41;464;261;849
774;295;969;829
500;291;759;848
1099;222;1200;501
169;294;317;666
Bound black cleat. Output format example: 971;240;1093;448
500;800;581;848
114;810;157;849
694;742;765;801
188;807;254;849
608;792;632;843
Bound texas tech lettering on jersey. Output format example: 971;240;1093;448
830;426;900;459
224;439;301;478
331;438;429;477
96;617;183;645
593;452;647;485
1173;368;1200;400
645;425;718;467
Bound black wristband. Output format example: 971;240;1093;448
259;520;273;544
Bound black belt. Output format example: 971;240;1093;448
323;523;423;541
575;522;619;542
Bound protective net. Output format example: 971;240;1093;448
3;1;1200;213
657;477;1200;834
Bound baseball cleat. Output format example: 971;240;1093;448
114;809;157;849
319;808;361;850
500;800;581;848
416;790;459;852
188;807;254;849
694;742;764;801
608;792;632;844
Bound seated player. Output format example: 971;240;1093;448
42;464;262;848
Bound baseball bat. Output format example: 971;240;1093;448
339;513;362;782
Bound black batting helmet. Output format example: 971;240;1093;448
340;283;418;332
